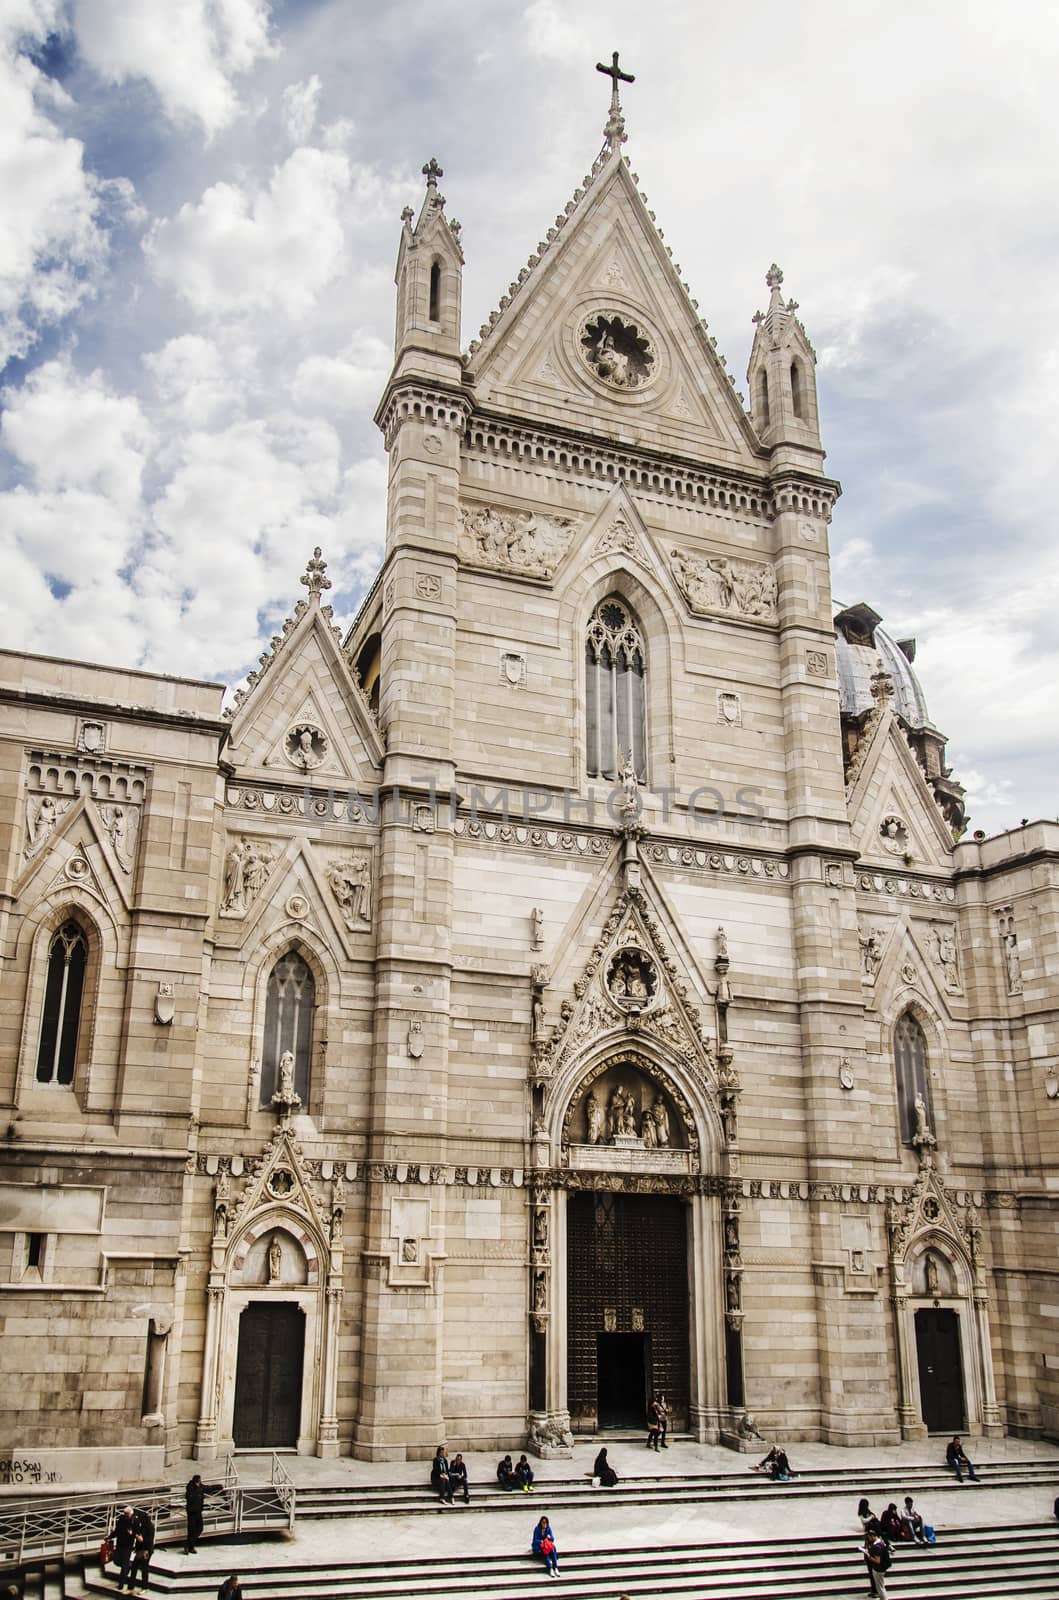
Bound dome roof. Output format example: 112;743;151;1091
834;601;931;729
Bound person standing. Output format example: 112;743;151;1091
647;1394;663;1450
864;1529;891;1597
130;1508;155;1591
112;1506;137;1593
945;1436;978;1482
656;1393;669;1448
184;1474;210;1554
532;1516;559;1577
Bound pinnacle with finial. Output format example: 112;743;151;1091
300;547;332;599
422;157;443;188
597;50;634;151
765;263;784;291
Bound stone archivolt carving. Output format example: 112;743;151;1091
326;852;372;929
459;502;576;579
669;546;777;622
220;836;275;916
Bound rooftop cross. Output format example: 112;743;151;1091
596;50;634;152
422;157;443;189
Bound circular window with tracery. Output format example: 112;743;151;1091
580;313;655;390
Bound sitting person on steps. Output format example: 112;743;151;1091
532;1515;560;1577
593;1446;619;1487
514;1453;535;1491
497;1454;516;1490
431;1443;453;1504
448;1453;470;1504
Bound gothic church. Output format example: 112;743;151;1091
1;77;1057;1477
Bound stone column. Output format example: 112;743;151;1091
316;1284;342;1456
193;1284;225;1460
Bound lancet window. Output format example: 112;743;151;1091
36;920;88;1085
894;1009;931;1145
261;951;315;1106
585;596;647;782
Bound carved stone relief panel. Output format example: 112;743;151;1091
459;501;576;580
220;836;275;916
669;547;777;622
325;851;372;930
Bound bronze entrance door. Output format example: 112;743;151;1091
915;1307;965;1432
233;1303;305;1448
567;1191;689;1431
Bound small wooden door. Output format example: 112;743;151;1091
915;1307;965;1432
233;1303;305;1448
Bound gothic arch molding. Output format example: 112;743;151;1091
886;988;952;1154
14;894;120;1109
559;1048;701;1166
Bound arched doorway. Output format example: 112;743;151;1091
558;1051;709;1436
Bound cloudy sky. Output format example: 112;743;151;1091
1;0;1056;834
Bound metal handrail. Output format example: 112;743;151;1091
0;1462;296;1569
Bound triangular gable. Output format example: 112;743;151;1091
465;153;762;471
866;919;951;1019
547;485;674;594
225;1124;330;1251
536;863;718;1105
848;717;955;870
215;833;375;960
226;558;384;787
13;795;132;913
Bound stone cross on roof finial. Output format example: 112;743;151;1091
422;157;443;189
765;263;784;292
596;50;634;152
300;547;332;599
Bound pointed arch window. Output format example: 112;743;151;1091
894;1010;931;1145
429;259;442;322
585;596;646;782
756;370;770;429
790;360;805;420
261;952;315;1107
36;921;87;1085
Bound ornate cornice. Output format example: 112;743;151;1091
376;382;472;449
857;869;957;904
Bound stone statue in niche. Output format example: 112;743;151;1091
610;1085;640;1139
912;1093;936;1155
24;794;68;859
534;1271;548;1313
221;837;274;915
929;924;961;990
1002;930;1022;995
285;722;328;770
859;926;883;979
407;1017;424;1059
924;1254;940;1297
533;1208;548;1250
267;1235;282;1284
326;853;372;928
880;814;908;855
606;949;656;1009
585;1091;604;1145
648;1093;670;1147
401;1238;418;1263
531;989;546;1038
271;1050;301;1112
531;907;544;949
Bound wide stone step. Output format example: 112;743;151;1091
292;1458;1059;1518
64;1523;1059;1600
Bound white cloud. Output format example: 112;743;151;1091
292;334;390;416
2;357;153;508
143;333;248;427
0;24;110;363
144;147;352;317
72;0;275;137
282;74;320;145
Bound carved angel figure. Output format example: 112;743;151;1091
25;794;64;859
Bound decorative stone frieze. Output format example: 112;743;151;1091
225;783;377;826
857;872;956;903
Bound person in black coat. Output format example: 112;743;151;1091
184;1474;219;1554
131;1508;155;1590
430;1444;453;1504
217;1576;243;1600
593;1446;619;1487
448;1453;470;1503
112;1507;137;1592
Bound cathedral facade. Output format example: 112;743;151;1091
1;91;1057;1478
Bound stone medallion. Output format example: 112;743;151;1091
580;312;655;390
284;722;329;771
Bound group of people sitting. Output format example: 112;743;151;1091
753;1445;794;1481
429;1446;472;1504
497;1452;537;1492
858;1495;933;1598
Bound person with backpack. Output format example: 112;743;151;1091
864;1528;892;1597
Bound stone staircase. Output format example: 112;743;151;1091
291;1456;1059;1520
44;1522;1059;1600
